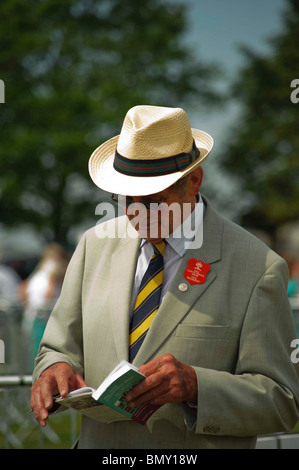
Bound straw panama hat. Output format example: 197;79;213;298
88;105;214;196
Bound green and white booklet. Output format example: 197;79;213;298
54;360;161;425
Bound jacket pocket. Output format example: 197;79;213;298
174;324;230;339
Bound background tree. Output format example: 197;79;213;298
219;0;299;242
0;0;221;245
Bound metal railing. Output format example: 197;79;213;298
0;376;79;449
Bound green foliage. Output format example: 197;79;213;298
0;0;221;243
220;0;299;234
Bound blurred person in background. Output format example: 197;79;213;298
19;243;69;365
0;245;21;308
287;257;299;338
288;257;299;301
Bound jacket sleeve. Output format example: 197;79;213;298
32;233;87;383
193;258;299;436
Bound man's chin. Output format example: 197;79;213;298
143;237;164;243
131;224;162;241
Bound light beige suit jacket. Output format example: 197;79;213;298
33;197;299;449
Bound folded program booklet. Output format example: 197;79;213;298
54;360;161;425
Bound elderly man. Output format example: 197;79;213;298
31;105;299;449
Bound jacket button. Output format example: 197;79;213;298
178;283;188;292
203;424;220;434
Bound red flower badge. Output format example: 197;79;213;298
184;259;211;285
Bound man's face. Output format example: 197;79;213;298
123;168;202;243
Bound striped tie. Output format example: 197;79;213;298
129;240;166;362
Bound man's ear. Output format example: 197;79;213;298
189;166;203;195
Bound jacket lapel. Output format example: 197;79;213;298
133;197;224;366
109;228;140;363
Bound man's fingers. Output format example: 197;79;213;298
37;377;54;411
125;372;163;405
138;357;162;377
75;373;88;389
126;353;198;407
31;383;50;427
56;371;71;398
30;362;86;428
127;379;168;407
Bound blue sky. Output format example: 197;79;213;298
184;0;285;73
179;0;286;141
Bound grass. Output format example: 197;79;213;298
0;392;81;450
18;411;81;449
291;421;299;433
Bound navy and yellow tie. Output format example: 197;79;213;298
129;240;166;362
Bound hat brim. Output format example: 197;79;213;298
88;129;213;196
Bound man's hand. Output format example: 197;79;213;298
31;362;87;427
125;353;198;408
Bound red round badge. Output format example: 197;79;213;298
184;259;211;285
